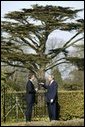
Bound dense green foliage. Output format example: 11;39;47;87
58;91;84;120
1;90;84;122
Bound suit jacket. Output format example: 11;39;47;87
26;80;36;104
43;80;58;103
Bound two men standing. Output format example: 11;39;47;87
25;73;58;122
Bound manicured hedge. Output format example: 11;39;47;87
58;90;84;120
1;90;84;122
33;90;84;120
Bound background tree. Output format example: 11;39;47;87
52;67;63;90
65;43;84;71
63;69;84;90
1;4;84;89
1;66;27;91
62;43;84;90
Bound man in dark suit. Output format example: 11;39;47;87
40;75;58;121
25;73;37;122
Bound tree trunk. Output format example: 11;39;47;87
36;67;46;90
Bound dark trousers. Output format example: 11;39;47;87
25;103;34;122
47;102;57;121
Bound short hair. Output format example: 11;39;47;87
28;72;34;79
50;75;54;79
49;74;54;79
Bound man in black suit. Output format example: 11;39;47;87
40;75;58;121
25;73;37;122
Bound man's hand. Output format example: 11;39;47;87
39;82;44;85
35;88;38;91
50;99;53;103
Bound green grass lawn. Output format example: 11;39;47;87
1;119;84;126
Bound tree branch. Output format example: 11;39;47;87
46;57;66;68
45;61;70;71
20;37;38;51
65;37;84;49
63;32;80;47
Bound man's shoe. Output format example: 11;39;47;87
26;120;31;123
51;120;56;122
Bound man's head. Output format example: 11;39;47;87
28;72;35;81
48;75;54;82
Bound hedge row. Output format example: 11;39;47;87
1;90;84;122
34;90;84;120
58;90;84;120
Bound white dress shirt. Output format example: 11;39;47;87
50;80;54;85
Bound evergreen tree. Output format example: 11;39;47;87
1;5;84;87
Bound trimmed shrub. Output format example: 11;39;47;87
63;83;83;90
58;90;84;120
1;90;84;122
